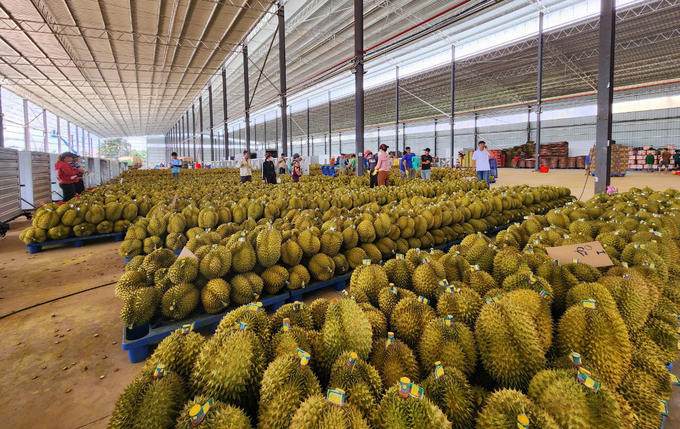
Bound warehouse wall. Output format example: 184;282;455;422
147;135;169;167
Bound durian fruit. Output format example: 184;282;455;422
154;268;173;295
475;299;546;389
118;239;143;258
320;228;344;257
261;265;290;294
467;269;497;298
556;298;632;388
120;287;159;327
436;286;483;327
345;247;369;269
281;240;303;267
161;283;200;320
142;328;205;379
307;253;335;282
298;228;321;257
126;255;145;272
141;248;177;279
49;224;72;240
328;351;383;419
528;369;624;429
287;265;311;290
257;354;321;429
378;285;416;322
332;254;350;275
175;396;252;429
198;207;219;229
599;275;651;331
166;213;186;234
349;263;389;306
230;273;264;305
270;326;315;361
439;252;471;284
115;270;147;300
214;303;271;348
503;289;553;352
564;262;602;283
289;393;371;429
501;270;553;299
199;245;231;279
257;227;282;267
165;232;187;251
384;257;415;290
107;375;151;429
270;302;315;333
422;365;475;429
617;370;665;429
191;329;266;412
231;237;257;273
418;317;477;377
168;256;199;284
318;299;373;383
201;279;231;313
142;235;162;253
360;243;382;264
389;296;437;349
105;202;124;223
19;226;48;244
309;298;330;330
373;383;451;429
359;303;388;348
476;388;559;429
371;333;420;389
492;249;530;285
357;219;377;243
412;259;448;301
129;372;187;429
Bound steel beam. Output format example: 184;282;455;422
450;46;455;167
354;0;365;175
199;96;204;161
594;0;615;193
243;46;251;154
535;12;544;172
396;66;400;155
222;68;228;158
279;3;288;159
209;84;214;161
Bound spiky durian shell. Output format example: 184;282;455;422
418;318;477;378
372;385;451;429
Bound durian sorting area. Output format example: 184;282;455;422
1;168;680;429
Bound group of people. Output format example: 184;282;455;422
392;146;433;181
645;148;680;174
54;151;86;202
238;151;303;184
331;154;357;175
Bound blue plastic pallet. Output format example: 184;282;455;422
125;249;181;263
121;290;289;363
26;231;125;254
288;273;352;302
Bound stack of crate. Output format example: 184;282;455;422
576;156;587;169
538;142;569;169
589;144;630;176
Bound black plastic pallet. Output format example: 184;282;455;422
26;231;125;254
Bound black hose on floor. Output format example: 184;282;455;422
578;172;590;201
0;281;116;320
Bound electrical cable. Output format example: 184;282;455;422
578;170;590;201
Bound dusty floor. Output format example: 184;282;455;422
1;169;679;429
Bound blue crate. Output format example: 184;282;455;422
288;273;352;302
121;290;289;363
125;249;181;263
26;231;125;254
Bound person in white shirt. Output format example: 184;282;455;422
237;150;252;183
471;141;492;184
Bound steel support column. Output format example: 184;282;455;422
209;84;215;161
243;46;251;154
192;104;197;160
594;0;615;193
42;109;48;152
275;110;279;153
434;119;438;157
82;128;85;157
328;91;332;157
23;99;30;151
56;115;61;152
199;97;204;161
396;66;400;155
527;105;532;143
0;86;4;148
535;12;544;172
186;111;191;160
354;0;365;175
238;124;242;153
222;67;228;158
450;45;455;167
306;100;310;156
289;106;293;155
473;113;478;144
278;3;288;159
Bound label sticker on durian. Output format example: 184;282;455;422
623;274;632;280
362;259;371;265
469;264;480;272
409;383;424;400
539;290;550;299
347;352;357;367
452;251;461;257
523;249;534;255
516;413;530;429
341;289;349;297
396;254;405;260
552;259;561;266
386;333;395;348
297;349;311;367
438;279;449;287
485;295;502;304
576;371;600;393
643;262;658;269
569;351;582;366
444;315;453;326
659;400;669;416
532;240;541;245
248;302;262;312
180;322;195;335
293;301;305;311
621;262;629;268
528;274;537;285
418;296;430;305
399;378;411;397
189;397;214;425
670;373;680;386
326;389;345;407
154;364;168;378
236;322;248;331
422;255;431;264
434;362;445;379
281;318;290;332
445;285;460;294
581;299;597;309
389;286;398;295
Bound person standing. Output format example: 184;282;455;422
401;147;415;179
457;150;465;168
472;141;492;183
660;148;671;174
169;152;182;179
237;150;252;183
262;153;277;184
645;150;655;173
70;154;85;194
375;144;391;187
673;150;680;172
366;150;378;188
55;152;84;202
278;153;287;174
412;151;421;177
420;148;432;180
291;153;302;183
585;154;591;175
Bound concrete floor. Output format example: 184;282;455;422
1;169;678;429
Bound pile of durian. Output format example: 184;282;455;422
115;181;571;327
110;187;680;428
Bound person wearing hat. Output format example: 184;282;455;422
70;154;86;194
365;150;378;188
375;144;391;187
237;150;252;183
421;148;433;180
262;152;277;184
291;153;302;183
169;152;182;179
54;152;84;202
401;147;415;179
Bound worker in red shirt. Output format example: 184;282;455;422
54;152;84;202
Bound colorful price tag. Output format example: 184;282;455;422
572;258;580;264
341;289;349;297
238;236;246;242
399;377;411;398
236;322;248;331
386;332;395;349
362;259;372;265
153;364;168;378
528;274;537;285
327;389;346;407
396;254;405;260
577;369;600;393
659;400;669;416
581;299;597;309
189;397;214;425
552;259;561;266
438;279;449;287
643;262;658;269
444;315;453;326
180;322;195;335
281;318;290;333
539;290;550;299
445;285;460;294
621;262;629;268
569;351;582;366
347;352;357;368
670;373;680;387
434;361;445;379
516;413;529;429
248;302;262;312
485;295;502;304
523;249;534;255
293;301;306;311
623;274;632;280
297;349;311;367
469;265;480;272
418;296;430;305
422;255;431;264
389;286;398;295
452;251;461;257
409;383;424;400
